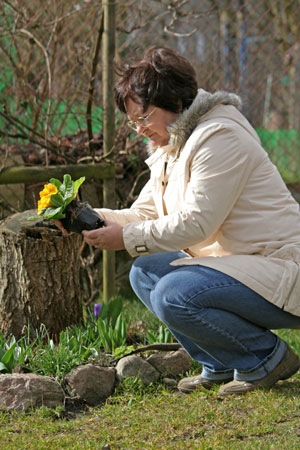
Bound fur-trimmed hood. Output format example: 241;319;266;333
147;89;242;155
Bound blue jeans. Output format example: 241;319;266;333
129;252;300;381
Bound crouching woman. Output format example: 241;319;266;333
82;46;300;396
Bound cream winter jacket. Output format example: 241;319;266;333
97;90;300;316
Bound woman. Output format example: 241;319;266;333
82;46;300;395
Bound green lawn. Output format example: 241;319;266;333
1;327;300;449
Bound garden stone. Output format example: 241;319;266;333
116;355;159;385
0;373;64;411
146;349;192;376
65;364;115;405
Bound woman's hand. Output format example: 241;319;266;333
82;220;125;251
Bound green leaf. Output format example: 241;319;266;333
49;178;62;189
113;345;135;358
97;321;113;352
49;192;65;208
17;341;25;365
27;215;40;221
0;362;7;372
39;206;65;219
73;177;85;197
121;320;127;341
2;342;16;366
100;297;123;327
146;331;157;345
115;314;126;342
62;174;74;205
60;174;71;194
81;343;93;360
50;211;66;220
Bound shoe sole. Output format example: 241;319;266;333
218;346;300;396
178;378;233;393
278;350;300;381
178;385;213;393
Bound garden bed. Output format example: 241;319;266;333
0;296;193;413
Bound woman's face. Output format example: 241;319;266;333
125;97;179;147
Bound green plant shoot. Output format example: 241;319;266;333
28;174;85;220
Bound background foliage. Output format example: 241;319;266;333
0;0;299;298
1;1;299;206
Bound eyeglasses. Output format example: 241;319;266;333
127;107;157;131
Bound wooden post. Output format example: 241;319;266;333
102;0;116;302
0;163;115;185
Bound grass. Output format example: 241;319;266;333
1;299;300;449
1;369;300;449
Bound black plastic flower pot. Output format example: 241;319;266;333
61;200;104;233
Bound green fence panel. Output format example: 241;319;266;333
256;129;300;184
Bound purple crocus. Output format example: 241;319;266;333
94;303;101;320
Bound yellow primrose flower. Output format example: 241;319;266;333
38;196;51;214
37;183;58;214
39;183;58;198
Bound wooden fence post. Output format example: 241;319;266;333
102;0;116;302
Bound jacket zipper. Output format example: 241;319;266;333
162;160;168;188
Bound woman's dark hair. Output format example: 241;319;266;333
114;46;198;114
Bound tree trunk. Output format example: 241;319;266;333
0;210;83;339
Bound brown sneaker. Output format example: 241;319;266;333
178;374;233;393
218;345;300;396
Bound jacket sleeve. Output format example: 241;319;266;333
95;178;159;226
123;126;254;257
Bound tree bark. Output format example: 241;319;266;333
0;210;83;339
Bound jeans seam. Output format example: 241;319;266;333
190;303;278;364
172;305;252;356
235;337;281;375
184;282;242;307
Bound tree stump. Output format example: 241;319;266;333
0;210;83;339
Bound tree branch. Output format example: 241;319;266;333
86;9;104;158
18;28;52;147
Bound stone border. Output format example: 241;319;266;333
0;349;191;411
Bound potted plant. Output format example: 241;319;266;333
29;174;104;233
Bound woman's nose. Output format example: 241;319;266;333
136;123;147;134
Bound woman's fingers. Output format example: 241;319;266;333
82;221;125;251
